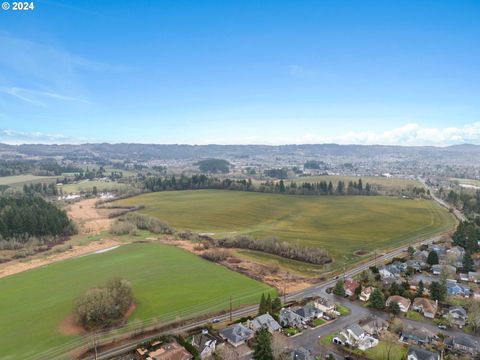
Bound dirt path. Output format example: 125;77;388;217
0;238;121;279
68;198;113;234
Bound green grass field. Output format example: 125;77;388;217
115;190;456;268
0;174;57;187
0;243;273;360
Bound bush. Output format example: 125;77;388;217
75;278;134;330
110;220;137;235
201;249;230;262
125;213;173;234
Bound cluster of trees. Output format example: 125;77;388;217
210;235;331;265
258;293;282;316
453;221;479;253
0;160;81;177
141;174;374;197
23;183;59;197
303;160;326;170
264;168;288;179
196;159;230;173
142;174;254;192
110;213;173;236
0;195;75;242
75;278;134;330
444;189;480;220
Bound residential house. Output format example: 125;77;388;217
338;323;378;351
247;313;281;333
191;330;222;359
359;286;375;302
410;274;436;292
291;347;314;360
414;250;429;263
219;323;254;347
407;346;440;360
459;273;469;282
313;297;335;316
293;302;322;321
279;308;305;329
429;244;446;256
406;259;425;272
147;342;193;360
468;271;480;283
386;295;411;313
444;306;467;328
447;246;465;260
445;335;479;355
412;298;438;319
432;264;456;276
379;267;395;282
359;316;389;336
446;280;471;297
400;327;434;346
473;288;480;300
344;279;360;297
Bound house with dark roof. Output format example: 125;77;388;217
291;347;314;360
358;316;389;336
247;313;281;333
219;323;254;347
279;308;305;329
445;335;479;355
344;279;360;297
293;302;322;320
407;346;440;360
400;327;434;345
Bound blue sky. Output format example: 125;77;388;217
1;0;480;145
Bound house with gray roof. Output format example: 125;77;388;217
279;308;305;329
191;330;222;359
444;306;467;328
219;323;254;347
247;313;281;333
291;347;314;360
407;346;440;360
445;335;479;355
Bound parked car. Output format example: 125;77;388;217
212;318;220;324
437;324;447;330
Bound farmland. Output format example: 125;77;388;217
115;190;456;268
0;243;273;360
60;180;131;193
0;174;57;187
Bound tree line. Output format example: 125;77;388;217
0;195;75;242
141;174;375;197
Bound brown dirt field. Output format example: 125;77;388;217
68;198;113;234
0;238;121;279
59;304;136;336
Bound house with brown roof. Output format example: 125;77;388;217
412;298;438;319
344;279;360;297
148;342;193;360
386;295;411;313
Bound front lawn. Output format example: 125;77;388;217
337;304;350;316
312;318;326;327
406;310;424;321
283;327;301;336
363;341;408;360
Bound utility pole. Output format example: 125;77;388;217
93;332;98;360
283;272;288;304
229;296;232;321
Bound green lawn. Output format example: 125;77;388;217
0;243;273;360
363;341;408;360
115;190;456;268
292;175;421;189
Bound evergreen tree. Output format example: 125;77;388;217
333;279;345;297
463;251;475;272
429;281;447;301
258;294;266;315
279;180;286;193
415;280;424;297
387;301;401;315
427;250;439;266
370;288;386;309
272;297;282;313
253;329;274;360
266;294;272;314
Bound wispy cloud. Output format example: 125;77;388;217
0;86;89;107
0;129;89;144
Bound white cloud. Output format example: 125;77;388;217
0;129;88;144
0;86;88;107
